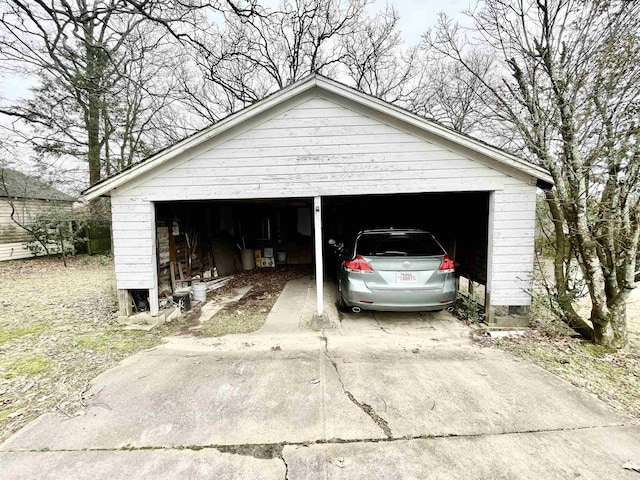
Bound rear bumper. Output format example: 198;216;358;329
341;275;457;312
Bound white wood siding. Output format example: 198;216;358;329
0;199;73;262
117;98;516;200
489;181;537;305
111;198;156;290
0;242;33;261
111;96;537;305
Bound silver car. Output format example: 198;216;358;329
336;229;456;313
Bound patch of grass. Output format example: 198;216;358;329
0;409;11;423
200;310;267;337
0;323;46;346
581;343;617;357
74;333;110;351
1;355;56;379
109;332;159;353
75;330;160;354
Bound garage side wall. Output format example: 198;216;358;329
489;180;537;307
111;196;157;291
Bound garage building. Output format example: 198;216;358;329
83;74;552;324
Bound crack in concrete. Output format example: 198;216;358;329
215;443;284;460
280;452;289;480
6;423;632;455
212;443;289;479
373;313;392;335
321;332;393;438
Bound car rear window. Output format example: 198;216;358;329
355;233;444;256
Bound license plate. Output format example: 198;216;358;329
396;272;417;283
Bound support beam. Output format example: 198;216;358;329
149;202;160;316
485;191;495;324
117;289;133;317
313;196;324;316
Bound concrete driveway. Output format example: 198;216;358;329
2;277;639;479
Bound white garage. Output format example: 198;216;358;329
83;74;552;324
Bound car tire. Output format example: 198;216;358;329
337;284;349;312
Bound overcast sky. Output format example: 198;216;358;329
373;0;472;45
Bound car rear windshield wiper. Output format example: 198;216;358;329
374;251;408;256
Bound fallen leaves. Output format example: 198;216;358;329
489;322;640;420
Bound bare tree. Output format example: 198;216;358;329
341;5;420;104
425;1;640;347
0;1;189;186
181;0;375;118
410;40;495;135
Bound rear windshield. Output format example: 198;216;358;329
355;232;444;256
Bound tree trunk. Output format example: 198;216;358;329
87;90;101;186
593;303;627;349
58;225;67;268
544;191;594;340
84;18;102;187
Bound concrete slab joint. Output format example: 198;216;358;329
321;332;393;439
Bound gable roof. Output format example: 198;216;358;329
83;73;553;200
0;168;75;202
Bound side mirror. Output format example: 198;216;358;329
328;239;336;245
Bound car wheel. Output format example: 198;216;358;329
337;283;349;312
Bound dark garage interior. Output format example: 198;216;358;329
322;193;489;286
154;198;313;295
153;192;489;303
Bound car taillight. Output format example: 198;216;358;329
437;254;455;274
344;256;374;273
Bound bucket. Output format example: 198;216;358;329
173;289;191;311
241;249;255;270
192;282;207;303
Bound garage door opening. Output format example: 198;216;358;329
120;193;491;317
153;198;313;297
321;192;490;307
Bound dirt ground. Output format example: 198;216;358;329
488;289;640;420
197;265;310;337
0;256;188;441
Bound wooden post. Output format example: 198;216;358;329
149;202;160;316
313;196;324;316
167;217;177;292
117;289;133;317
485;191;495;324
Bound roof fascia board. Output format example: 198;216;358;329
83;76;320;200
315;77;553;185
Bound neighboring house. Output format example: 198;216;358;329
83;74;553;325
0;168;75;261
